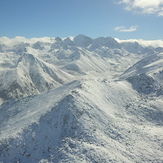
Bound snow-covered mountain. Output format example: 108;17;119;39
121;53;163;95
0;53;73;102
0;35;163;162
0;35;158;103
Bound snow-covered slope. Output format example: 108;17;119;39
0;53;73;102
0;79;162;163
1;35;156;103
121;53;163;77
121;53;163;95
0;35;163;162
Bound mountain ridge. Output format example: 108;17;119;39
0;78;162;162
0;35;163;162
1;35;158;104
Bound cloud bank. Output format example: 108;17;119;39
114;25;138;32
0;36;55;46
117;0;163;16
0;36;163;48
115;38;163;48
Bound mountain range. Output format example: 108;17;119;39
0;35;163;162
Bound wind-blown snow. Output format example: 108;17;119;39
0;35;163;162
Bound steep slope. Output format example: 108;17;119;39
0;79;162;163
121;53;163;95
121;53;163;77
121;41;155;54
17;53;73;91
62;50;110;75
0;53;73;102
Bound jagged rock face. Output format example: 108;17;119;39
93;37;121;49
127;72;163;96
121;53;163;95
121;42;155;54
127;74;156;94
74;34;92;47
32;42;45;50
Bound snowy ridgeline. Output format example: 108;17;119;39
0;35;163;103
0;35;163;162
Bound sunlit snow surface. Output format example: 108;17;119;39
0;35;163;162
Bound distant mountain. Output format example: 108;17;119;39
1;35;157;103
0;53;73;102
0;35;163;162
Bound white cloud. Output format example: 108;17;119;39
114;25;138;32
116;0;163;16
158;10;163;16
115;38;163;47
0;36;55;46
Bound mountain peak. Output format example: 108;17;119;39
74;34;92;47
93;37;121;48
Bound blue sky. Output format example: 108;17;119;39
0;0;163;40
